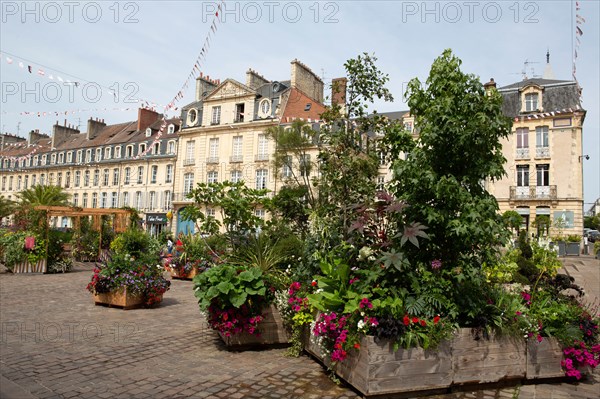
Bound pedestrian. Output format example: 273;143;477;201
583;234;588;255
167;237;173;255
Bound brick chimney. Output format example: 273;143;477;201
195;73;219;100
87;117;106;140
0;133;26;150
28;129;49;145
290;59;324;104
137;109;159;132
331;77;347;106
246;68;270;90
52;119;80;148
484;78;497;92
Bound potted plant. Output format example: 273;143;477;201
166;233;225;280
565;235;581;256
86;228;170;309
0;229;47;273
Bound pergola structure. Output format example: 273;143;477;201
34;206;132;257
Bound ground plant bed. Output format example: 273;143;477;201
218;304;290;349
305;329;581;397
93;288;162;310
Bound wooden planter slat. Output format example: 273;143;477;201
218;304;290;348
12;258;47;273
93;288;161;310
526;338;566;379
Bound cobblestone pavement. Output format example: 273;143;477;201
1;256;598;399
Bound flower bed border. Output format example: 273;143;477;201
305;328;585;397
218;304;290;349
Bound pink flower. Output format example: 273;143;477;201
359;298;372;309
431;259;442;269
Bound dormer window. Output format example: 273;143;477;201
525;93;538;112
167;124;175;134
188;109;198;126
139;143;146;155
146;128;152;137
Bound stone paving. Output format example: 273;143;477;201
0;256;598;399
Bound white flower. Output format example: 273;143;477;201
357;320;366;330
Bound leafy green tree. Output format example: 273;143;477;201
388;49;512;272
502;210;523;235
584;215;600;230
16;184;70;207
0;196;15;221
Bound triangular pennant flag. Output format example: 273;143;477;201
18;62;24;68
576;26;583;36
28;65;32;73
6;57;13;64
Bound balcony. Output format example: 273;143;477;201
172;192;194;203
535;147;550;158
229;155;243;163
255;154;269;162
515;148;529;160
509;185;557;204
206;157;220;164
183;158;195;166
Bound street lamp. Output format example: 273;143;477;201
579;155;590;162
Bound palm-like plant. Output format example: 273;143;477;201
232;233;289;289
0;196;16;220
16;184;71;207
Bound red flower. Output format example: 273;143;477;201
412;317;419;324
311;280;317;287
419;320;426;327
354;343;361;349
403;315;410;326
433;316;440;324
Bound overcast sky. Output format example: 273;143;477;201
1;0;598;206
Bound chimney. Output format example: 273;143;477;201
0;133;26;150
290;59;324;104
246;68;270;90
52;120;80;148
331;77;347;106
28;129;49;146
87;117;106;140
483;78;497;94
137;108;159;132
195;74;219;100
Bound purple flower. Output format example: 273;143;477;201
431;259;442;270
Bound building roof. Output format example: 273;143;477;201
498;79;583;118
498;78;572;90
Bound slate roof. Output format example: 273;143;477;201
498;79;583;118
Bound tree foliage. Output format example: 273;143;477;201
387;49;512;270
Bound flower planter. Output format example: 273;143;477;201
565;242;580;256
218;304;290;348
526;337;565;379
93;288;162;310
170;267;198;280
12;258;47;273
452;329;526;385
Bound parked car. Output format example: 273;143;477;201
587;230;600;243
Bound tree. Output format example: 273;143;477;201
14;185;71;233
502;210;523;235
0;196;15;221
388;49;512;270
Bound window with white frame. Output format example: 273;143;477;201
115;146;121;159
207;171;218;184
536;126;549;148
64;172;70;188
165;164;173;183
148;191;156;210
164;190;171;209
41;154;47;165
57;173;62;187
151;165;158;183
74;171;81;187
231;170;242;183
168;124;175;134
24;175;29;189
377;176;386;191
84;170;90;187
31;175;37;186
232;136;243;162
105;147;112;160
137;166;144;184
126;145;133;158
517;165;529;187
122;192;129;207
33;155;39;166
8;176;13;190
185;140;195;165
17;176;22;190
40;174;45;185
124;167;131;184
139;143;146;155
67;151;73;163
256;169;268;190
536;164;549;187
101;192;107;208
111;192;118;208
85;149;92;163
76;150;82;163
282;155;292;178
300;154;311;177
135;191;143;209
525;93;538;112
257;134;268;160
51;153;56;164
211;106;221;125
208;138;219;162
92;193;98;208
145;128;152;137
183;173;194;195
58;152;64;164
255;209;265;219
153;142;160;155
113;168;119;185
103;169;109;186
1;177;5;190
167;140;176;154
73;194;79;207
82;193;88;208
96;148;102;161
93;169;99;186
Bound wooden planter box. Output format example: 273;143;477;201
12;258;47;273
218;304;290;348
93;288;162;310
305;328;576;397
565;242;581;256
170;267;198;280
452;329;526;385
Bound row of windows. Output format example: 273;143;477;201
516;126;549;149
182;169;270;195
183;135;269;165
516;164;550;187
0;164;173;191
1;140;177;169
71;190;172;210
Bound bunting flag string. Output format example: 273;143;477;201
573;0;584;97
512;106;581;122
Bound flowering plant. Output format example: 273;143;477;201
193;263;274;337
